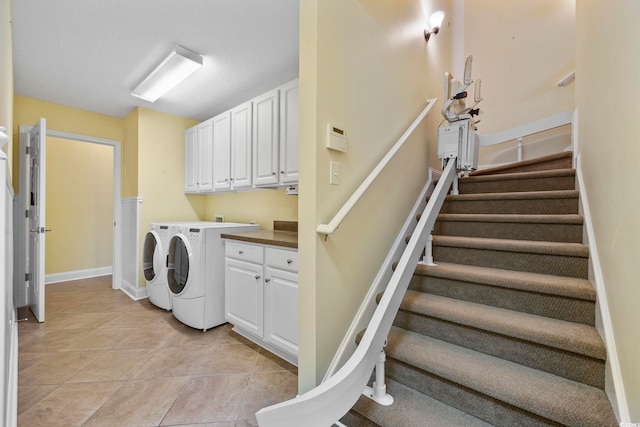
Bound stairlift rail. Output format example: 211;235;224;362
256;159;458;427
316;98;438;236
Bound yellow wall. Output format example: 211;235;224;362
298;0;455;391
45;137;113;274
123;109;139;198
463;0;576;163
0;0;13;177
576;0;640;419
203;189;297;230
12;96;124;193
136;107;202;284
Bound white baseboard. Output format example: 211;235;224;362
576;155;630;422
120;279;148;301
45;266;113;284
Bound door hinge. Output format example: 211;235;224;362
25;209;29;218
25;146;30;155
25;273;30;282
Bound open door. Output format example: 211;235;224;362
19;119;47;322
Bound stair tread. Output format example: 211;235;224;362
433;235;589;257
460;168;575;183
400;291;605;360
470;151;573;176
446;189;579;201
415;262;596;301
351;377;492;427
437;213;584;224
387;327;617;427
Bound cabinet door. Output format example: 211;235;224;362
252;89;280;186
212;112;232;191
225;258;264;337
230;101;253;189
279;80;299;184
184;126;198;193
264;267;298;356
197;119;214;192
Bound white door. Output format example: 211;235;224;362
212;112;232;191
230;101;253;189
20;119;47;322
252;89;280;187
279;80;299;184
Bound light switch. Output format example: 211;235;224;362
330;161;340;185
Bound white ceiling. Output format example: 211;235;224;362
11;0;299;121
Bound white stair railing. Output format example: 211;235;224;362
317;98;438;236
256;159;458;427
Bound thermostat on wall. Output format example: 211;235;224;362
326;124;347;152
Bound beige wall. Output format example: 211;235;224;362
0;0;12;177
298;0;455;391
463;0;576;163
576;0;640;420
45;137;113;274
123;109;139;198
203;190;297;230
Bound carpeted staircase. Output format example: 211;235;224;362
340;152;618;427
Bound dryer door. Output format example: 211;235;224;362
167;234;192;295
142;230;163;282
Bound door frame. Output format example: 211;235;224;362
19;126;122;291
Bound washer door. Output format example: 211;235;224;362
167;234;192;295
142;230;163;282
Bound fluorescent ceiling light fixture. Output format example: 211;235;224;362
132;45;203;102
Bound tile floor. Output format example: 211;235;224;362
17;276;298;426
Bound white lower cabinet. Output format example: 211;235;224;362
225;241;298;365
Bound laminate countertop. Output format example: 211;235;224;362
221;229;298;249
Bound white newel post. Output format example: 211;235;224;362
421;232;437;266
517;137;523;162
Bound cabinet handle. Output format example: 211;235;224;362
255;275;261;280
265;278;271;283
287;259;293;264
239;250;244;255
272;172;276;176
280;170;285;174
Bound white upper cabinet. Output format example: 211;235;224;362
184;119;214;193
212;111;232;191
278;79;299;184
184;126;198;193
252;89;280;187
184;79;299;194
230;101;253;190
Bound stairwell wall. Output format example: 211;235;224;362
298;0;456;392
576;0;640;420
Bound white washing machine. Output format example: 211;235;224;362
167;222;259;331
143;221;216;310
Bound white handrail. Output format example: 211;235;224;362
316;98;438;236
557;71;575;87
478;111;573;148
256;159;458;427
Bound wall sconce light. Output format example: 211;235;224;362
424;11;445;42
132;45;203;102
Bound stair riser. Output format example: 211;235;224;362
476;157;573;175
339;411;379;427
434;221;583;243
386;359;562;427
441;198;579;215
393;310;605;388
433;246;588;279
409;274;596;325
459;176;575;194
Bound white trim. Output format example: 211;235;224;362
479;111;573;147
119;279;148;301
20;127;123;292
323;168;441;381
121;197;143;290
45;266;113;284
572;108;629;421
317;98;438;236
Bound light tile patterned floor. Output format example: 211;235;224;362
17;276;298;426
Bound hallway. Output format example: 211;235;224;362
17;276;297;426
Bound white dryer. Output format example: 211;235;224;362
167;222;259;331
143;221;217;310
